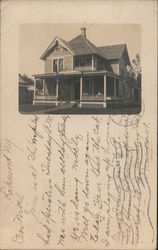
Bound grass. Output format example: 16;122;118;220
19;104;56;113
19;103;141;115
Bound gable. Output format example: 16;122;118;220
40;37;74;60
47;46;71;58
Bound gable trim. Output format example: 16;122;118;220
40;37;74;60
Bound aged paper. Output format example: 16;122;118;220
0;0;157;249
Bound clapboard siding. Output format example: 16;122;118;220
45;58;52;73
110;60;119;75
64;56;73;70
119;55;127;78
44;46;73;73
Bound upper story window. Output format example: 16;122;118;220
75;57;92;67
59;59;63;71
53;59;57;72
53;58;63;72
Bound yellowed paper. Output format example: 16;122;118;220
0;0;157;249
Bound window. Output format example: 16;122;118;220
53;59;57;72
59;59;63;71
53;58;63;72
80;59;85;66
75;57;92;67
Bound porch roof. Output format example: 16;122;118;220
33;70;124;80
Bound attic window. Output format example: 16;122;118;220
56;47;60;52
55;46;62;52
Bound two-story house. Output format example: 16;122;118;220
33;27;131;108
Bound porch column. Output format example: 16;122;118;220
114;78;117;98
79;76;83;108
33;79;36;105
103;75;107;108
56;79;59;106
92;55;94;71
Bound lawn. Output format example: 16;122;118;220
19;103;141;115
19;104;56;113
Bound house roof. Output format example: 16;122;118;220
98;44;130;63
69;35;102;57
19;74;34;85
41;32;130;63
19;74;26;84
33;70;124;80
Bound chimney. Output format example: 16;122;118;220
81;27;86;38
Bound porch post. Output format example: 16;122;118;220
92;55;94;71
33;79;36;105
79;76;83;108
56;79;59;106
103;75;107;108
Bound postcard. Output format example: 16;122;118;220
0;0;157;249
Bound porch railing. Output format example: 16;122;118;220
82;94;104;101
35;95;56;101
74;66;92;71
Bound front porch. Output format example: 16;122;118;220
33;71;126;108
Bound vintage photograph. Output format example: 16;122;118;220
19;24;141;114
1;1;157;250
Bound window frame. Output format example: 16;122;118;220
53;59;58;72
53;58;64;72
74;57;92;67
59;58;63;71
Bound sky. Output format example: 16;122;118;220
19;23;141;78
